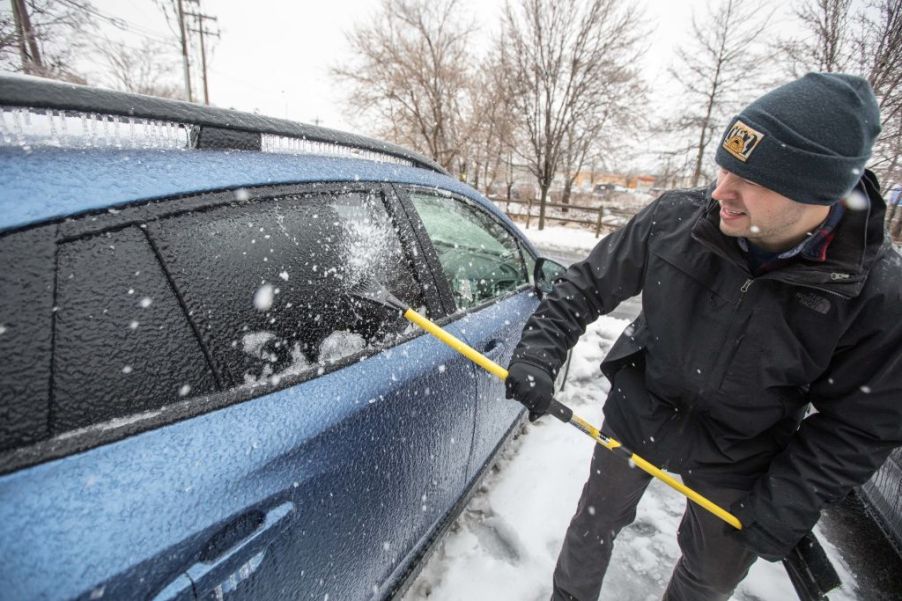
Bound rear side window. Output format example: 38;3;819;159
0;187;424;466
148;190;423;388
53;227;219;432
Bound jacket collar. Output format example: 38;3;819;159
690;170;888;298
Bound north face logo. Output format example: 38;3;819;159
795;291;831;315
722;120;764;162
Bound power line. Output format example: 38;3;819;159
75;1;224;105
71;1;175;45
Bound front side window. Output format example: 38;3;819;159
408;191;528;310
149;189;423;389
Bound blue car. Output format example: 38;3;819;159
0;76;567;600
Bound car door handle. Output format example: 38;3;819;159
149;573;195;601
151;501;295;601
482;339;506;360
188;501;295;597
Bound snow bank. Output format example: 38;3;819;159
516;224;605;256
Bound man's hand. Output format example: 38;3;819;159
505;360;555;420
731;523;786;562
729;499;791;562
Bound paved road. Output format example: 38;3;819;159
820;494;902;599
536;243;902;598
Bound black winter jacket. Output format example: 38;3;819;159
513;171;902;551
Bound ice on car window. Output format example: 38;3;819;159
319;330;367;363
53;227;218;432
148;190;424;389
0;227;55;450
239;331;312;387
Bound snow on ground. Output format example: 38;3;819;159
514;222;604;256
403;225;862;601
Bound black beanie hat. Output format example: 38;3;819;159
715;72;881;205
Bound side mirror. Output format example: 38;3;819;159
533;257;568;298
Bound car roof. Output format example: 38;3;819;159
0;146;498;231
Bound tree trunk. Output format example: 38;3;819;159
691;126;709;187
562;180;572;213
538;184;550;230
887;197;901;241
12;0;44;74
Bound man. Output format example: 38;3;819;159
505;72;902;601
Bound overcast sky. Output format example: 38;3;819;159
85;0;753;130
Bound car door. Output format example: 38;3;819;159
0;183;478;601
861;447;902;551
397;187;539;482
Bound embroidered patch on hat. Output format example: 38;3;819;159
722;120;764;162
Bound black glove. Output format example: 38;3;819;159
728;499;792;562
505;360;555;420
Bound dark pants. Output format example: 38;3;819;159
551;427;757;601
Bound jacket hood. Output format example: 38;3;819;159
691;169;888;298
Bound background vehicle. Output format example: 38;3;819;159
860;449;902;554
0;76;567;601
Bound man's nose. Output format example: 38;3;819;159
712;171;739;200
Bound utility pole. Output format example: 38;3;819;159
186;10;220;105
11;0;44;75
176;0;193;102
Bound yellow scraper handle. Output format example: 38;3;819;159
402;307;742;531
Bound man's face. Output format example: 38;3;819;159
711;167;830;252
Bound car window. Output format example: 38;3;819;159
148;190;424;389
0;227;55;451
53;226;219;432
408;191;528;310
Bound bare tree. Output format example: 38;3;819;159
560;123;593;209
333;0;476;173
561;63;646;208
654;149;694;190
500;0;646;229
780;0;901;232
94;38;184;99
670;0;773;188
853;1;902;196
560;111;613;209
778;0;853;75
460;50;520;195
1;0;93;82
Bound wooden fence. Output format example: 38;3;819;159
489;196;639;238
491;195;902;247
